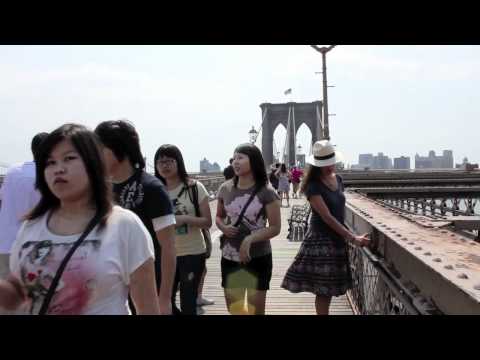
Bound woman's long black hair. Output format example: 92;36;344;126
300;164;324;194
232;143;268;189
26;123;112;229
154;144;189;186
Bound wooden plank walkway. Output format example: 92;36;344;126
192;197;353;315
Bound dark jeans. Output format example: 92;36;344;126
172;253;206;315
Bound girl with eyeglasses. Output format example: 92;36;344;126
154;144;212;315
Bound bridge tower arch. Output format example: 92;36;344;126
260;101;323;168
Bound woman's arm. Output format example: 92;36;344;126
180;196;212;229
239;200;281;263
156;225;176;315
129;258;161;315
215;198;238;238
309;195;369;246
0;275;26;311
248;200;281;244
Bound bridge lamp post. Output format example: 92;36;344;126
248;126;258;144
311;45;336;140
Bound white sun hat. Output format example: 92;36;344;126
306;140;344;167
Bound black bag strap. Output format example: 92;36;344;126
177;184;187;200
188;181;201;217
188;181;210;235
233;186;260;227
38;211;102;315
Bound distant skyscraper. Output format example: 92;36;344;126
394;156;411;169
415;150;454;169
200;158;221;173
442;150;454;168
353;152;394;170
359;154;374;168
373;152;392;170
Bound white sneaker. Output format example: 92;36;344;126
197;306;205;315
197;297;215;306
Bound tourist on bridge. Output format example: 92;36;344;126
216;143;281;315
154;144;213;315
281;140;370;315
0;124;160;315
223;158;235;180
95;120;176;315
290;165;303;199
276;163;291;207
268;163;280;194
0;132;48;315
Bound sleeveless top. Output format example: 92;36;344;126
305;175;346;244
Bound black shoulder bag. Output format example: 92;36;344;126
38;212;102;315
187;181;213;259
219;186;260;251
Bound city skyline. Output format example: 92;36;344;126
351;148;469;170
1;45;479;172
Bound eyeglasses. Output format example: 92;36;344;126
157;159;176;167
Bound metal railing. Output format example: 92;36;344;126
347;245;440;315
345;234;441;315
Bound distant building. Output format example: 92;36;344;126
456;157;479;171
372;152;393;170
394;156;411;170
352;152;392;170
200;158;221;173
415;150;454;169
359;154;374;168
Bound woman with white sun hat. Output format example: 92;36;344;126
281;140;370;315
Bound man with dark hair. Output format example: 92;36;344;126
95;120;176;315
269;163;280;193
0;132;48;314
223;158;235;180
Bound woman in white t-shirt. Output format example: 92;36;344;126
0;124;160;315
154;144;212;315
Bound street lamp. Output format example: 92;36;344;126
311;45;336;140
248;126;258;144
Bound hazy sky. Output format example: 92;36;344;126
1;45;478;173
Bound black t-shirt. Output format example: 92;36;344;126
113;170;174;287
305;175;346;244
223;165;235;180
269;171;279;188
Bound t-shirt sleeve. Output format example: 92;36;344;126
143;177;176;232
259;185;280;204
121;211;155;284
9;220;28;276
217;181;227;202
196;181;209;204
305;182;324;200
